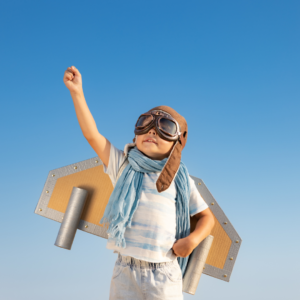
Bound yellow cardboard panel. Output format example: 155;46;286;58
206;214;232;269
48;165;113;226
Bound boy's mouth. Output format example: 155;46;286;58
143;138;157;144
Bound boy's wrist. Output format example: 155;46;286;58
70;88;84;99
186;233;200;250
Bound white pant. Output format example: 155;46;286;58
109;253;183;300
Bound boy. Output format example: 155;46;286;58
63;66;215;300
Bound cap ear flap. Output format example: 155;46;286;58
133;136;136;143
156;141;182;192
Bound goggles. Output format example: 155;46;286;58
134;110;181;142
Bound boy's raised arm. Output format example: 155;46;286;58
63;66;111;167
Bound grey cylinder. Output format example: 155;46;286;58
55;187;88;250
182;235;214;295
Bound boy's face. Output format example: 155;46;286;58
135;127;175;160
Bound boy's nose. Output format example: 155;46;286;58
148;128;157;135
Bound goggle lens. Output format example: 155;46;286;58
136;115;153;127
159;118;177;135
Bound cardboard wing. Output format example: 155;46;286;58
35;156;242;284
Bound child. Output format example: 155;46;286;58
63;66;215;300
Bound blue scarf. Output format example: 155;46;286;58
100;147;191;276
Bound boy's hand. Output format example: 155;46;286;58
63;66;83;95
172;236;196;258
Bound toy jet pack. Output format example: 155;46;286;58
35;156;242;295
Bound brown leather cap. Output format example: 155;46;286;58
145;105;188;192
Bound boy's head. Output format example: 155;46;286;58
134;105;188;192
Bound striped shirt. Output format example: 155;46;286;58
103;143;209;263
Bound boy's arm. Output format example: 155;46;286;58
63;66;110;167
172;208;215;258
188;208;215;247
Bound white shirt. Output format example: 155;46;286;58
103;143;209;262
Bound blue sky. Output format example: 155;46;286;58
1;1;299;299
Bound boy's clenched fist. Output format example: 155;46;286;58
63;66;83;95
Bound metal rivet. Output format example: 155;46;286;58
198;182;201;185
62;217;64;220
46;190;49;193
211;202;214;205
235;240;239;243
203;266;205;269
85;225;88;228
52;174;55;177
223;274;227;278
223;222;227;225
230;257;233;260
39;208;42;211
74;166;77;169
95;160;98;163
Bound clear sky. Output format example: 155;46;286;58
1;1;299;299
